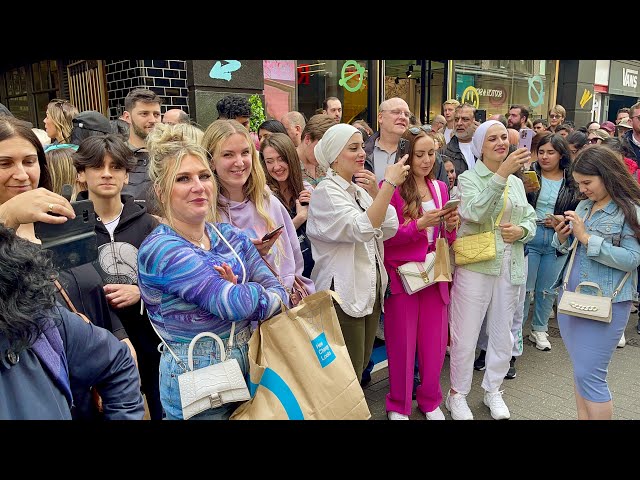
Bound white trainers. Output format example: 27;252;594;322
387;411;409;420
425;406;446;420
445;391;473;420
617;332;626;348
529;330;551;351
483;390;511;420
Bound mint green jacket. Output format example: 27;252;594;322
456;160;537;285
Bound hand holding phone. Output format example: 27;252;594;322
522;170;540;190
261;224;284;242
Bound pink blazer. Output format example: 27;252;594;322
382;179;456;304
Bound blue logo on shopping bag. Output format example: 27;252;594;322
311;332;335;367
249;368;304;420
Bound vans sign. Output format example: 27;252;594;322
609;61;640;96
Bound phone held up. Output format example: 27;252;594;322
474;109;487;124
261;224;284;242
34;184;98;270
518;128;534;152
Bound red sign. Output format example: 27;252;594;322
297;64;310;85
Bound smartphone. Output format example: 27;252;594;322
518;128;535;151
261;224;284;242
397;138;409;160
545;213;561;225
522;170;540;189
443;199;461;210
474;109;487;123
34;199;98;270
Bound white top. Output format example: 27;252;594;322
102;203;124;236
459;141;475;169
307;169;399;317
421;199;436;244
444;127;454;144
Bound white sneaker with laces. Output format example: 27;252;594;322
617;332;626;348
529;330;551;351
483;390;511;420
425;406;446;420
445;391;473;420
387;411;409;420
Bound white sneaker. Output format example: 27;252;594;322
529;331;551;351
483;390;511;420
425;406;446;420
617;332;626;348
387;411;409;420
445;391;473;420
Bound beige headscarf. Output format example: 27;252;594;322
314;123;360;171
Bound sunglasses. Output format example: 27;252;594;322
44;143;79;153
408;125;432;135
588;138;602;144
549;114;562;119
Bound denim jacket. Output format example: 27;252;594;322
456;160;537;285
551;199;640;302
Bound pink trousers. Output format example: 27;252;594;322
384;286;448;415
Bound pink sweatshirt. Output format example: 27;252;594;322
383;179;456;302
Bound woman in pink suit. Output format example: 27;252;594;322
383;127;459;420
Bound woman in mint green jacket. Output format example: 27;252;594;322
446;120;537;421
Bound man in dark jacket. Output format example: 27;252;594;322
121;88;162;214
74;134;161;419
442;104;478;177
0;223;144;420
624;102;640;166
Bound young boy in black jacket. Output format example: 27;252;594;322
73;134;161;419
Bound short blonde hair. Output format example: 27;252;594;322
146;123;215;226
549;104;566;118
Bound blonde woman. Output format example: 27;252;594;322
43;99;78;145
138;127;287;420
202;119;315;304
45;146;84;201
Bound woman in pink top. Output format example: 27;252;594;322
383;128;458;420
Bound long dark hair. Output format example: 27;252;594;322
259;133;304;210
537;133;572;170
0;116;51;191
398;128;436;224
0;224;59;351
572;145;640;239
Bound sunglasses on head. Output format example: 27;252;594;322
408;125;432;135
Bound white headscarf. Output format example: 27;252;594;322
314;123;360;171
470;120;504;160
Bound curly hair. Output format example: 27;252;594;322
216;95;251;119
0;224;59;351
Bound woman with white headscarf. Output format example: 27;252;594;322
306;123;409;383
446;120;537;421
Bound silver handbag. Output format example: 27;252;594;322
557;238;631;323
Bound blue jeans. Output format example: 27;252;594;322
524;225;566;332
159;328;251;420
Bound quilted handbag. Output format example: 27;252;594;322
557;238;631;323
397;251;437;295
452;183;508;266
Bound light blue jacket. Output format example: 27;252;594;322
456;160;537;285
551;199;640;302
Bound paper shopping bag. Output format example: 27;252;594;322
230;290;371;420
434;236;452;282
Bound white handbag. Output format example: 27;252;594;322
557;238;631;323
397;251;437;295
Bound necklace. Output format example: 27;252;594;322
174;226;206;249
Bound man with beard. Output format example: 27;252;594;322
121;88;162;213
507;104;529;131
443;103;478;177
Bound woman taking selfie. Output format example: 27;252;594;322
552;145;640;420
447;120;536;421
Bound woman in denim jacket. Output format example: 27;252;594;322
447;120;537;421
552;145;640;420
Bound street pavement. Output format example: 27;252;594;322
364;311;640;420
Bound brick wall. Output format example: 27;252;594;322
104;60;189;119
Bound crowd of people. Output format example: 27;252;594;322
1;90;639;421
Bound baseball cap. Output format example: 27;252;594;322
600;121;616;135
617;117;633;130
72;110;111;134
